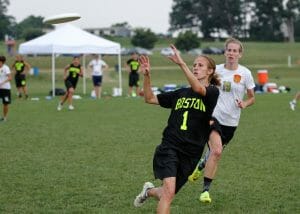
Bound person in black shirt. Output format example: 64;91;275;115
57;57;83;111
126;52;140;97
11;55;31;99
134;45;220;213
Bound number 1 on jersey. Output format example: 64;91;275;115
180;111;188;130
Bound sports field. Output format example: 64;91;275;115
0;42;299;213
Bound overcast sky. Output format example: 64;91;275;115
8;0;174;34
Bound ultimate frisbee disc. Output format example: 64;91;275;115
43;13;81;24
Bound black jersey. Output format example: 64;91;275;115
157;86;219;157
66;63;81;83
13;61;25;75
127;59;140;74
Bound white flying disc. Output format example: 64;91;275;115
43;13;81;24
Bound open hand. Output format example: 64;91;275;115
167;44;185;66
139;55;150;75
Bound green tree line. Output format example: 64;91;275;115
1;0;299;52
170;0;300;42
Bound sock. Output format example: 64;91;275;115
292;99;296;104
203;177;213;192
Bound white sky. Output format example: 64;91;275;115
7;0;173;34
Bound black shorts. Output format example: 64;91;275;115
129;73;139;87
153;144;200;193
65;80;77;90
15;74;26;87
210;117;237;145
0;89;11;104
92;75;102;86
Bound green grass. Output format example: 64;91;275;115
0;42;300;213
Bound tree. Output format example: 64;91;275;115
23;28;44;41
295;16;300;41
248;1;284;41
131;28;157;49
0;0;15;39
281;0;300;42
15;15;53;39
248;0;300;42
170;0;247;39
111;22;130;28
174;31;200;51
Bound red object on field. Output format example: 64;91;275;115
257;70;268;85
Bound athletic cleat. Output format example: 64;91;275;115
133;182;154;207
57;103;63;111
289;101;296;111
199;191;212;203
68;105;74;110
188;166;202;182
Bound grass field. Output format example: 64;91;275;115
0;42;300;213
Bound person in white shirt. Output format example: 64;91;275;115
88;54;108;99
188;38;255;203
0;56;12;122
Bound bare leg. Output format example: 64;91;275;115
22;86;28;98
153;177;176;214
98;86;102;98
94;86;100;98
290;91;300;110
3;104;8;118
67;88;74;106
204;131;223;179
128;86;133;96
60;92;69;105
17;87;22;97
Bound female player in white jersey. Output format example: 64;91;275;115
189;38;256;203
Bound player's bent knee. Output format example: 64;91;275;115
212;148;222;159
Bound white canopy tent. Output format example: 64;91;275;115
19;24;122;96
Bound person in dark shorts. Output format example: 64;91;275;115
188;38;256;203
11;55;31;99
126;52;140;97
133;45;220;213
57;56;83;111
88;54;108;99
0;55;12;122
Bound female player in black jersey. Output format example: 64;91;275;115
134;45;220;213
57;56;83;111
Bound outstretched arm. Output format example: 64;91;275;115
139;55;159;105
168;44;207;96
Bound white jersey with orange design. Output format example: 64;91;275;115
213;64;255;126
